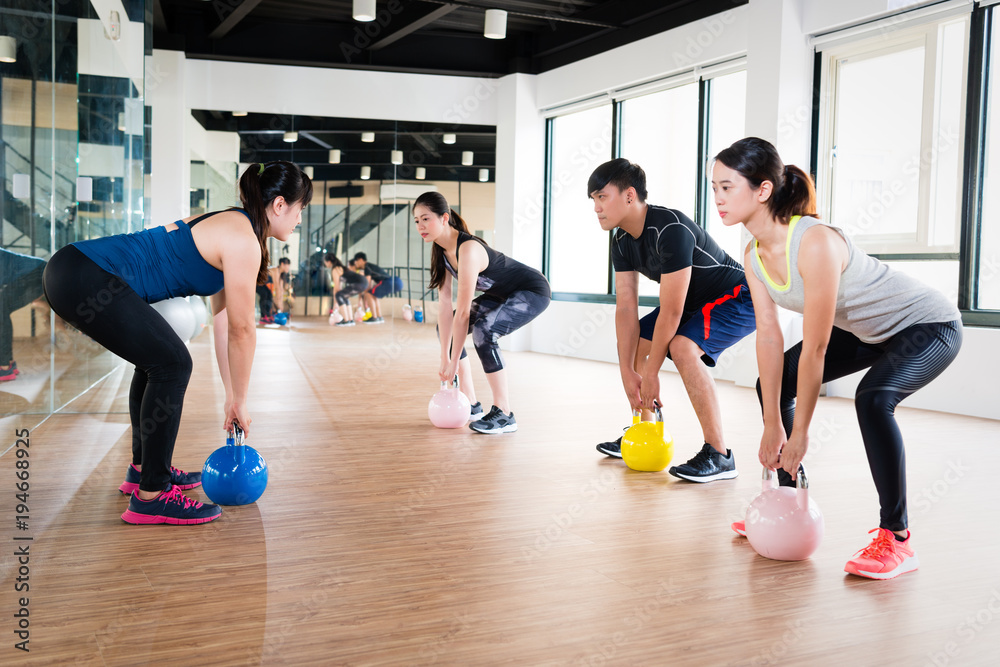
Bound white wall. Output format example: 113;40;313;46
517;0;999;421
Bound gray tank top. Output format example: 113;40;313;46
750;216;960;344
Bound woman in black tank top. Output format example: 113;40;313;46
415;192;550;434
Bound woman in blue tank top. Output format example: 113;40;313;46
415;191;551;435
711;137;962;580
42;161;312;525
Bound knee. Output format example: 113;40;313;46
855;388;899;418
667;336;700;366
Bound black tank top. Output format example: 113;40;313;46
443;231;550;300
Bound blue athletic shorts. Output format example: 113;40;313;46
639;280;756;367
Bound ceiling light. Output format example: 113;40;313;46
329;149;341;164
415;167;426;180
479;169;489;182
361;131;375;143
360;166;371;180
353;0;376;22
232;111;248;117
391;150;403;165
484;9;507;40
442;133;456;144
283;131;298;142
462;151;474;166
0;36;17;64
303;166;314;179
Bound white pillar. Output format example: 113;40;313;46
150;49;189;226
494;73;546;352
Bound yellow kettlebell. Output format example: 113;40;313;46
621;405;673;472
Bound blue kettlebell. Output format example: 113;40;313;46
202;423;268;505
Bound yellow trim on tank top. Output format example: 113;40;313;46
753;215;801;292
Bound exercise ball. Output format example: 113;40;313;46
620;407;673;472
187;296;208;339
201;426;268;505
428;377;471;428
151;297;196;343
746;466;824;561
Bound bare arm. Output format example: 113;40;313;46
744;242;787;468
639;268;691;409
778;226;844;476
614;270;642;410
443;242;488;381
437;272;455;363
219;233;262;435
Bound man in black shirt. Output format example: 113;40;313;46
588;159;756;482
353;252;404;323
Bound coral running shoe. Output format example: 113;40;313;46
121;485;221;525
844;528;919;580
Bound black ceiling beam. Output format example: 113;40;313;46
208;0;266;40
370;3;461;51
153;0;168;33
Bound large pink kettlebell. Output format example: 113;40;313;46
428;376;471;428
745;465;824;561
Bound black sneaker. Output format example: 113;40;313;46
596;436;623;458
469;405;517;434
468;401;485;421
668;443;738;482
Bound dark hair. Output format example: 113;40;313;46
587;158;648;202
324;252;343;270
713;137;817;223
352;252;367;262
278;257;291;266
238;161;313;285
414;191;473;291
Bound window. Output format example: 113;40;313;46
546;105;613;294
702;69;748;264
619;82;699;296
545;65;747;299
975;8;1000;311
817;17;969;257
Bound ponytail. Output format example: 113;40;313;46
414;191;472;290
238;161;313;284
770;164;817;221
714;137;818;224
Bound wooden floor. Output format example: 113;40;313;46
2;316;999;666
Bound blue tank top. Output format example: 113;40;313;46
72;209;250;303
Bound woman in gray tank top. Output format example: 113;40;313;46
711;137;962;581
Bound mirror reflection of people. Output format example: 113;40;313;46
415;192;551;434
353;252;402;324
324;254;368;326
42;161;312;525
0;248;46;382
714;137;962;579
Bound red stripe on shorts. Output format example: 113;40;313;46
701;284;743;340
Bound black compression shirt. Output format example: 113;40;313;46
444;231;551;300
611;205;744;314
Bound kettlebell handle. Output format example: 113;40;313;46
440;375;460;391
761;464;809;489
631;401;664;437
227;422;245;447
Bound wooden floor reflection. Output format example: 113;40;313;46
2;316;998;666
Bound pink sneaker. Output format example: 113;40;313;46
121;485;221;525
731;520;746;537
118;463;202;495
844;528;919;580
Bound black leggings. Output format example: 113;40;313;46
43;246;192;492
450;290;550;374
757;321;963;531
1;250;46;362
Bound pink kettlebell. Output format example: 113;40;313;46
428;376;471;428
354;308;365;322
745;465;824;561
329;310;343;325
